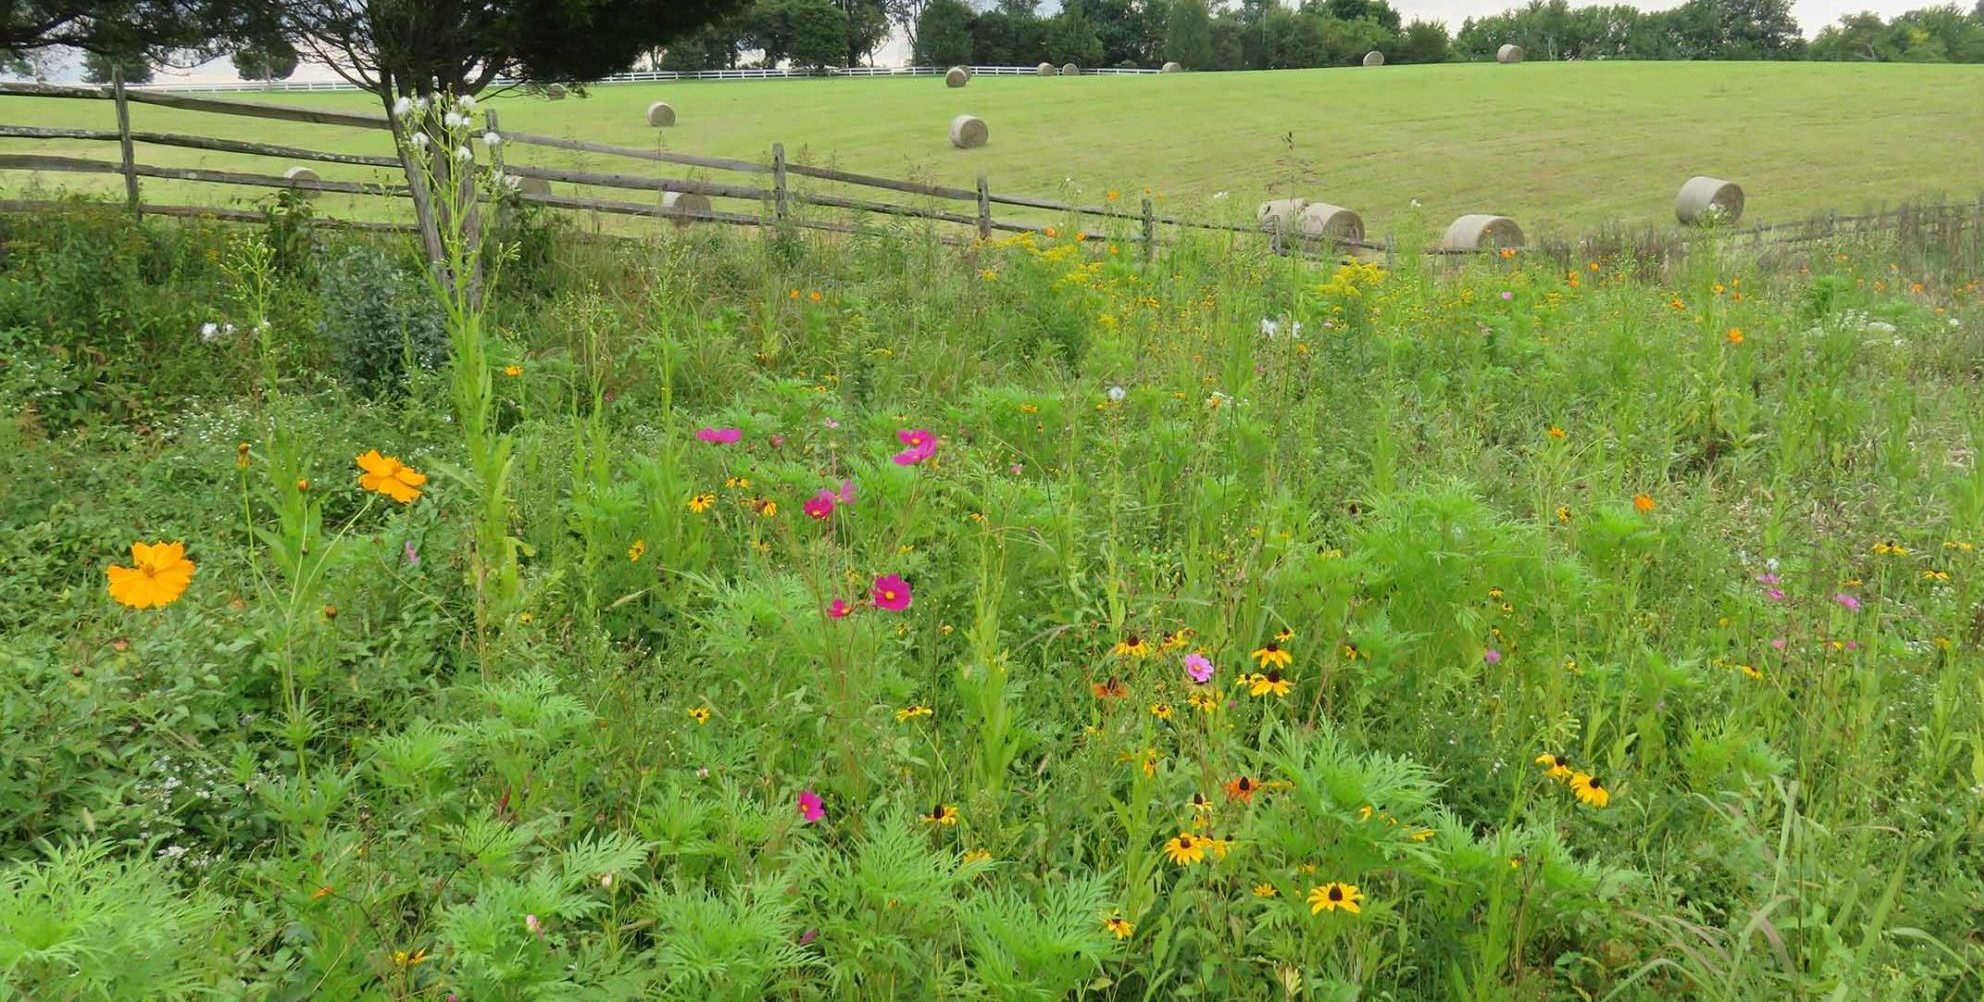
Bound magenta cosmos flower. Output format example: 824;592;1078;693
1483;647;1503;665
826;598;851;619
803;490;836;520
872;574;912;611
1184;653;1214;684
1832;592;1862;612
695;426;741;444
798;790;825;823
892;428;937;466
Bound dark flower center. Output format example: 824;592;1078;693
1328;886;1343;901
1266;670;1282;683
1239;777;1254;791
1179;836;1194;848
1264;643;1279;653
1554;756;1568;767
1588;778;1603;789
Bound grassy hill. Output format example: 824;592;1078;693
3;61;1980;235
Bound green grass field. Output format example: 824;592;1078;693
4;61;1982;234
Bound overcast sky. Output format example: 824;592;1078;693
28;0;1928;85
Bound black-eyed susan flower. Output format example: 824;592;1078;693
1163;832;1206;865
1569;772;1610;808
1160;628;1193;651
922;803;960;826
1189;792;1213;815
1534;753;1573;781
1222;775;1259;803
961;849;991;864
1341;643;1361;661
725;476;750;490
1307;882;1363;915
688;706;712;725
1873;540;1909;555
1252;883;1278;898
1251;643;1292;670
1204;834;1233;860
1738;663;1762;680
1274;627;1295;643
1408;827;1434;842
1092;676;1127;700
1103;913;1134;939
1186;689;1219;713
1114;634;1151;658
1556;505;1572;523
628;539;647;562
1151;702;1174;721
687;492;716;513
1248;670;1293;698
391;947;430;969
895;704;934;722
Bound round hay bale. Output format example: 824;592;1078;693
1363;50;1385;66
1161;61;1183;72
1294;202;1365;245
546;82;567;100
503;174;552;198
645;101;676;127
945;66;970;88
1036;62;1055;76
1496;43;1524;64
283;165;320;199
662;190;710;225
1257;197;1311;232
1440;213;1524;251
949;114;988;149
1060;63;1079;76
1675;176;1744;226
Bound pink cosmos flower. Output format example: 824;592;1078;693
798;789;825;823
696;426;741;444
827;598;851;619
799;928;819;946
823;417;840;430
1755;573;1781;586
1765;588;1785;602
1184;653;1214;684
835;479;856;503
1770;636;1788;650
525;914;544;937
872;574;912;611
803;490;836;520
1484;647;1503;665
1832;593;1861;612
1500;291;1514;301
770;434;786;447
892;428;937;466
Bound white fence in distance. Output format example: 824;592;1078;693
137;65;1162;94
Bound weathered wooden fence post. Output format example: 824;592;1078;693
111;66;140;218
772;142;788;221
1140;195;1155;260
976;174;991;241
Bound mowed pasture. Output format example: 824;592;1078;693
2;60;1982;235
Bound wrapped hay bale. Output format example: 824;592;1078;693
1496;44;1524;64
945;66;970;87
645;101;676;127
1293;203;1365;247
283;165;320;198
1363;50;1385;66
1675;176;1744;225
1440;214;1524;251
502;174;552;198
662;191;711;225
949;114;989;149
1037;62;1055;76
1060;63;1080;76
1257;198;1311;233
546;82;567;99
1161;61;1183;72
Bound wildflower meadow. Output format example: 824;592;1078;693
2;148;1983;997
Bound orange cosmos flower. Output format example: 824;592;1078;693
106;541;196;609
356;450;427;503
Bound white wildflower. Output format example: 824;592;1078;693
1106;385;1126;403
480;131;501;148
200;322;219;342
457;93;476;112
411;132;430;150
455;145;474;163
1212;191;1230;200
443;110;465;129
393;95;413;118
413;95;430;112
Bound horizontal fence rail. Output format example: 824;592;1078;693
120;65;1165;94
1;79;1977;270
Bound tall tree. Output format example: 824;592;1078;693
231;35;298;82
913;0;975;64
1164;0;1214;67
81;49;153;83
2;1;255;59
1395;18;1450;61
1046;8;1106;64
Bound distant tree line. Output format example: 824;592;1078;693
653;0;1984;71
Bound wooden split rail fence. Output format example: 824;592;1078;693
1;78;1977;268
0;77;1268;256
